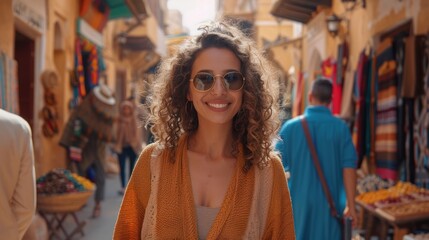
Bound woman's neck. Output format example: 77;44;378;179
188;123;234;160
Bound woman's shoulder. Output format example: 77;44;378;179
255;153;285;178
266;153;283;170
135;142;163;166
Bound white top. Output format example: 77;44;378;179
195;205;220;240
0;109;36;239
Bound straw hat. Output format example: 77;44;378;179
93;84;115;106
41;70;59;89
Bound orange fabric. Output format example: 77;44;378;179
113;136;295;239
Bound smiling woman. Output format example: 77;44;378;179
113;20;296;240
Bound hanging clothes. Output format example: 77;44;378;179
375;39;398;180
75;38;86;97
322;58;342;115
353;50;369;167
414;34;429;189
394;39;406;181
367;53;377;174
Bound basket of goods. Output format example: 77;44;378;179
356;181;425;209
37;168;95;213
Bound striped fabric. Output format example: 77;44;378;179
375;58;398;180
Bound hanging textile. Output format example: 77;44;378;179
75;38;86;97
353;50;369;167
73;37;101;102
375;39;398;180
394;39;406;181
81;38;99;93
79;0;111;32
414;35;429;189
404;99;415;183
322;58;342;115
367;53;377;174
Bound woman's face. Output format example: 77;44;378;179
188;47;243;126
122;105;132;116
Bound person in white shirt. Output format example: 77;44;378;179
0;109;36;239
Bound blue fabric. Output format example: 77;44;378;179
275;106;357;240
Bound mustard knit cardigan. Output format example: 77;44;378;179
113;135;295;239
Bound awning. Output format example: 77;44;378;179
120;36;155;51
127;50;161;74
271;0;332;23
106;0;148;20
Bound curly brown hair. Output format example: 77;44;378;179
147;20;279;172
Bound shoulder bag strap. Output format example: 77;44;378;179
300;117;340;218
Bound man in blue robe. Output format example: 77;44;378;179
276;78;358;240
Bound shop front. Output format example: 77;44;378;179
271;0;429;238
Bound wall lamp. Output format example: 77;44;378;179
326;14;343;38
326;0;366;38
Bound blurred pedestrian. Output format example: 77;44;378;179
0;109;36;239
60;84;118;218
114;100;142;195
276;78;358;239
113;20;295;239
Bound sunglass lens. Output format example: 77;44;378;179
224;72;243;90
194;73;214;91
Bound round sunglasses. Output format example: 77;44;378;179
190;71;245;92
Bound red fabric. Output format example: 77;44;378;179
321;58;342;115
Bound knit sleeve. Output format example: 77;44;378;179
113;143;157;240
263;156;296;239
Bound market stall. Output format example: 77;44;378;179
356;180;429;239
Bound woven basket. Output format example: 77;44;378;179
37;191;93;213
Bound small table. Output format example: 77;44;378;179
357;200;429;240
38;210;86;240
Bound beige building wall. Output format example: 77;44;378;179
38;0;79;176
254;0;300;82
0;0;79;176
0;0;14;57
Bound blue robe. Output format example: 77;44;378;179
276;106;357;240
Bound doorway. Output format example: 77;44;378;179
115;70;127;103
14;30;35;129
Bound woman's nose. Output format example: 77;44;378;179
210;76;227;95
